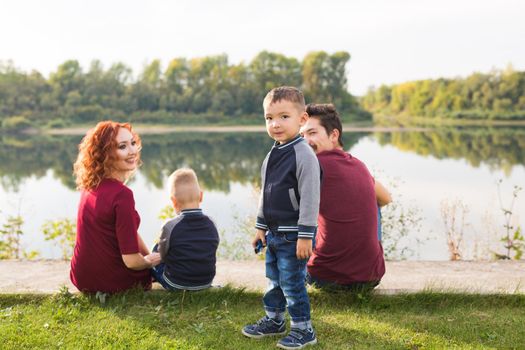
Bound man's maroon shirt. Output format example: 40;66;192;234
307;149;385;284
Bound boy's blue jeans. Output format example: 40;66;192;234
150;244;171;290
263;230;311;323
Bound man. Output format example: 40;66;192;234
301;103;390;290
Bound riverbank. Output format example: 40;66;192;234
374;115;525;127
1;259;524;294
38;124;429;136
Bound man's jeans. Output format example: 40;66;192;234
263;230;311;323
306;272;380;292
377;206;383;242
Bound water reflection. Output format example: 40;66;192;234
0;131;370;192
375;127;525;175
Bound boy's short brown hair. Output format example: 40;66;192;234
263;86;306;111
306;103;344;148
168;168;201;205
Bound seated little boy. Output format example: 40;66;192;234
151;168;219;290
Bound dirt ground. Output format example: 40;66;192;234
1;260;524;294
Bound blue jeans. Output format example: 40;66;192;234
150;243;171;290
377;206;383;242
306;272;380;292
151;262;172;290
263;230;311;323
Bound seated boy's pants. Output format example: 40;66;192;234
151;262;172;290
150;244;171;290
263;230;310;323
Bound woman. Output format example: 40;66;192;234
70;121;161;293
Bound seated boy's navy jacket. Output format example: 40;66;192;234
158;209;219;288
255;135;321;239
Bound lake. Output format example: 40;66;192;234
1;126;524;260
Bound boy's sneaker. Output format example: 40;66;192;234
277;328;317;349
242;316;286;339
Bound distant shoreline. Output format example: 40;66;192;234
30;118;525;136
42;124;429;136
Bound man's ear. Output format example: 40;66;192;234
330;128;340;146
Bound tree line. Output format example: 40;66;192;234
362;66;525;121
0;51;370;131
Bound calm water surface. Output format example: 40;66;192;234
1;126;524;260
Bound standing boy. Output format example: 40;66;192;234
151;168;219;291
242;87;321;349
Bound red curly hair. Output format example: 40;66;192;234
73;121;142;190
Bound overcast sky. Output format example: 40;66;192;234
1;0;524;95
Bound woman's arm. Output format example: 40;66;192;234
137;234;150;255
122;252;161;270
114;187;160;270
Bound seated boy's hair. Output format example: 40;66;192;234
263;86;306;111
168;168;201;205
306;103;344;148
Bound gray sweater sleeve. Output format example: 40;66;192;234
255;153;270;230
294;142;321;239
158;215;184;261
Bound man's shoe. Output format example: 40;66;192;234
277;328;317;349
241;316;286;339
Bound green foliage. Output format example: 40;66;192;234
158;205;175;221
41;218;76;260
1;289;525;349
0;214;38;259
380;179;423;260
0;51;369;128
45;118;70;129
494;181;523;260
1;116;32;132
363;67;525;121
217;210;259;261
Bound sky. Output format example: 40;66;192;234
1;0;524;95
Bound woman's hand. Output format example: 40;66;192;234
144;252;161;267
122;253;159;270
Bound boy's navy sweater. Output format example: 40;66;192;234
256;135;321;239
158;209;219;289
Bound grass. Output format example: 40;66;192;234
0;286;524;349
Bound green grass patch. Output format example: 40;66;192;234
1;287;524;349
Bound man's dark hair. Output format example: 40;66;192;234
263;86;306;110
306;103;344;148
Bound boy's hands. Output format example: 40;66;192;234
296;238;313;260
252;231;312;259
252;229;266;248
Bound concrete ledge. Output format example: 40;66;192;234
1;260;524;294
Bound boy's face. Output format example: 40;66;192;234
263;100;307;144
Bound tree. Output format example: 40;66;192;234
250;51;302;92
302;51;355;110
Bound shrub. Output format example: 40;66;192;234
1;116;32;132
